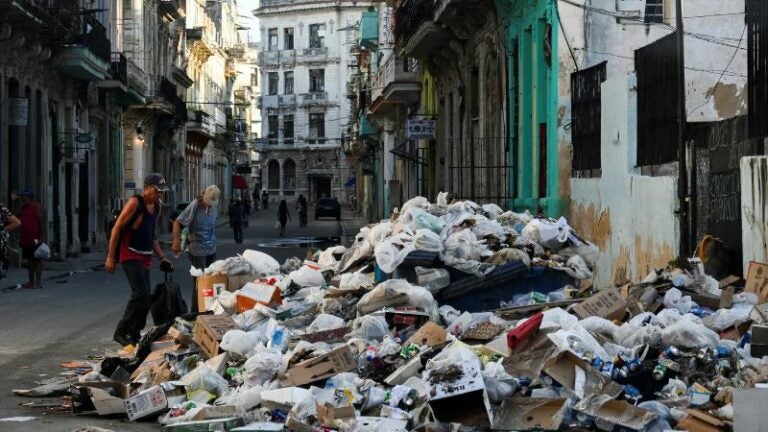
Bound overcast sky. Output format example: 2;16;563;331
237;0;261;44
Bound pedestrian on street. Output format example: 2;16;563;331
0;203;21;280
252;188;260;211
172;185;220;313
296;194;308;228
278;199;292;237
17;189;44;289
261;189;269;210
105;173;172;347
229;198;243;244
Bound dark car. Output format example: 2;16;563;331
315;198;341;221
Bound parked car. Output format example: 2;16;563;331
315;198;341;221
169;202;190;231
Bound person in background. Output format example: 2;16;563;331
261;189;269;210
172;185;220;312
229;198;243;244
277;199;292;237
296;194;308;228
17;189;44;289
105;173;172;347
252;188;260;211
0;202;21;280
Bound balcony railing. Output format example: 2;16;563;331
300;92;328;106
109;52;127;84
371;54;420;102
279;94;296;106
258;50;280;67
75;13;110;63
300;47;328;63
395;0;436;44
160;76;187;121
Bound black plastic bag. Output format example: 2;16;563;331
151;273;188;327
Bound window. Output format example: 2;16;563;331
268;115;278;140
283;115;294;145
309;113;325;142
284;159;296;191
284;71;294;95
268;72;279;95
284;28;294;50
645;0;664;23
268;160;279;189
268;28;278;51
309;24;326;48
571;61;606;173
250;71;258;87
309;69;325;92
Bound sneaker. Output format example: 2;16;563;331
113;333;138;347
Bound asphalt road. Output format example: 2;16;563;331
0;209;342;431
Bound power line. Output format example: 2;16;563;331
556;0;580;71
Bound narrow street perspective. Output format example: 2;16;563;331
2;0;768;431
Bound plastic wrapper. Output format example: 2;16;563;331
288;266;325;287
734;292;759;305
216;383;265;412
615;323;662;349
180;365;230;398
415;267;450;294
439;305;462;326
561;255;593;280
703;303;753;331
244;348;284;386
481;203;504;220
486;248;531;267
336;240;374;274
307;313;347;333
189;266;204;277
413;229;443;252
540;307;579;331
579;316;619;339
663;288;693;314
423;343;479;378
374;233;415;274
549;325;610;360
661;313;719;349
233;308;269;332
400;196;431;219
436;191;449;206
367;221;393;248
325;373;363;407
220;329;263;356
472;217;506;240
353;315;391;341
339;272;374;291
242;249;281;275
483;361;518;403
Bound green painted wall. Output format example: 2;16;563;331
497;0;566;217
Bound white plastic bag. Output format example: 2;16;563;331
242;249;281;275
481;204;504;220
318;246;347;268
436;192;449;207
413;229;443;252
663;288;693;314
615;323;663;349
220;330;263;356
415;267;450;294
400;196;430;218
661;314;719;349
548;325;610;360
703;303;753;331
180;365;230;397
289;266;325;287
411;209;445;234
34;242;50;259
374;233;415;273
540;307;579;331
353;315;391;341
521;217;572;251
244;348;284;385
339;272;374;291
307;313;346;333
483;360;518;403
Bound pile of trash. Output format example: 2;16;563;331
13;194;768;431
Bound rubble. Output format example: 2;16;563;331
13;194;768;431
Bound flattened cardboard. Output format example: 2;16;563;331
76;381;132;416
719;275;741;288
196;274;228;312
236;282;282;313
316;403;356;427
734;389;768;432
427;361;493;428
300;326;351;343
193;314;237;359
130;344;183;380
720;286;735;309
283;345;356;386
571;288;626;321
746;261;768;302
260;387;310;412
384;355;422;386
543;351;622;399
493;397;568;431
578;398;657;431
405;322;447;348
677;408;727;432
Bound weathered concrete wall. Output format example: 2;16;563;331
570;75;679;288
741;157;768;275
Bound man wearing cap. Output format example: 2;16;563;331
17;189;44;289
105;173;173;347
172;185;220;312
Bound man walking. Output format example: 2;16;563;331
229;198;243;244
172;185;220;312
17;189;44;289
105;173;172;347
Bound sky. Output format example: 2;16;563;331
236;0;261;44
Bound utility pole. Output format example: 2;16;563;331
676;0;690;258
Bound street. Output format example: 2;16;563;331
0;208;343;431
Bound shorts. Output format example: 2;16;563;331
22;246;37;261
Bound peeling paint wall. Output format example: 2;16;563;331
741;157;768;275
570;75;679;288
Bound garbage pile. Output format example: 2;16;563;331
13;194;768;431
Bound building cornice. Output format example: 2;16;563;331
254;1;377;18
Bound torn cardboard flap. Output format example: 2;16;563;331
543;351;622;400
260;387;310;412
427;361;493;428
574;396;657;431
746;262;768;302
493;397;568;431
405;321;447;348
299;326;351;344
316;403;356;427
282;345;356;386
571;288;626;321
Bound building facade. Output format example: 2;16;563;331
253;0;376;205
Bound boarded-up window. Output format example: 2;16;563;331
571;61;606;172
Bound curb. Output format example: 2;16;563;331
1;263;104;293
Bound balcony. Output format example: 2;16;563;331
187;27;215;61
258;50;280;67
299;47;328;64
97;52;146;105
225;58;237;78
226;43;247;60
159;0;183;20
369;54;421;115
172;65;193;89
187;109;215;139
160;77;187;121
359;9;379;51
279;94;296;108
299;92;329;107
280;50;296;68
395;0;451;58
56;15;111;81
259;95;279;110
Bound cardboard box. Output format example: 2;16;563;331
543;351;623;399
227;274;258;291
130;344;183;380
196;274;229;312
384;355;423;386
162;417;246;432
300;326;351;344
577;398;657;430
571;288;626;321
72;381;131;415
746;261;768;302
427;361;493;428
316;402;356;427
124;385;168;421
282;345;356;386
260;387;310;412
677;408;728;432
236;282;282;313
493;397;568;430
193;314;237;359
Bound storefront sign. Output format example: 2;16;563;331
407;119;436;139
8;98;28;126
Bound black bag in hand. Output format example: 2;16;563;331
150;272;188;326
